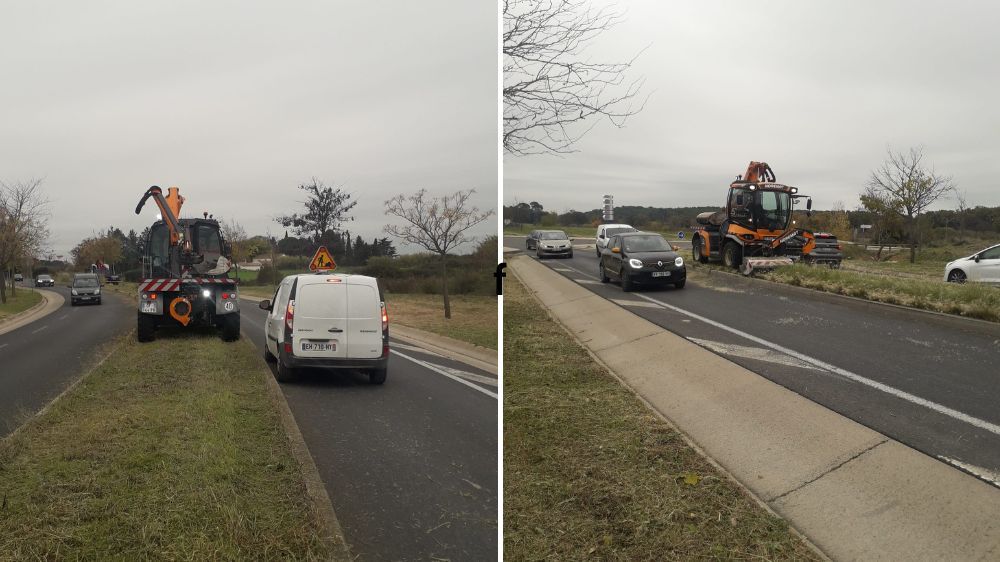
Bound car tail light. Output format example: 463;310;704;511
381;302;388;331
285;299;295;331
284;342;292;354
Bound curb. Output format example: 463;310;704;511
249;332;353;561
509;254;1000;560
0;289;61;336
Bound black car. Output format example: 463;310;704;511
804;232;843;268
599;232;686;291
35;274;55;287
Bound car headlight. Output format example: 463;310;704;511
71;289;78;295
675;256;684;267
95;288;101;295
629;258;644;269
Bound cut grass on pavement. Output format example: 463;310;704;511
0;332;331;559
503;275;819;560
387;293;497;350
0;288;42;321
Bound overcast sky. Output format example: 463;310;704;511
1;1;496;259
505;0;1000;215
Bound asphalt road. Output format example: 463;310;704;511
0;283;133;436
505;236;1000;485
241;302;498;561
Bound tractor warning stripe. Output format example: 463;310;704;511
139;278;235;292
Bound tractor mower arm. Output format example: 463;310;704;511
135;186;184;246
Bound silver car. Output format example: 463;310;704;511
535;230;573;259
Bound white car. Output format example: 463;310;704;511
944;243;1000;285
595;224;636;257
260;273;389;384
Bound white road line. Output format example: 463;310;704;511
688;337;823;371
57;314;68;320
31;326;47;334
574;279;600;285
609;299;662;309
391;342;445;357
557;261;1000;438
552;268;573;272
391;350;497;399
421;361;499;387
0;343;7;350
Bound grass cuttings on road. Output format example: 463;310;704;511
503;276;818;560
752;263;1000;323
0;288;42;321
0;333;331;559
387;293;497;350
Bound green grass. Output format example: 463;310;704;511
503;276;819;560
388;293;496;349
0;333;331;559
0;288;42;321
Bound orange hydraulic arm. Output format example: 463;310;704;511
738;161;776;183
135;186;185;246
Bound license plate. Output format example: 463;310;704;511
302;341;336;352
651;271;671;277
141;302;157;313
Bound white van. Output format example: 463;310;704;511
260;273;389;384
595;223;636;257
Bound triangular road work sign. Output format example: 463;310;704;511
309;246;337;271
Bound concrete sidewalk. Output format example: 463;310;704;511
510;254;1000;560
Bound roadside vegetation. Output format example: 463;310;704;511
0;332;331;559
503;276;818;560
0;287;41;321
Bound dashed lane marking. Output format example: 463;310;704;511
574;279;600;285
391;342;444;357
31;326;47;334
420;361;498;387
609;298;669;309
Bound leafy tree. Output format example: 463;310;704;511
276;178;357;243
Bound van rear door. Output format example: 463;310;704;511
346;282;382;359
293;280;349;358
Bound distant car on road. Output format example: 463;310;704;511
14;273;23;283
944;243;1000;285
259;273;389;384
534;230;573;259
35;274;55;287
525;230;541;250
595;224;636;257
600;231;686;291
70;273;102;306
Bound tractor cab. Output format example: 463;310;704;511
726;182;811;233
145;218;231;278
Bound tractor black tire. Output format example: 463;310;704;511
368;368;387;385
220;313;240;342
693;237;709;264
137;313;156;342
276;359;296;382
621;269;634;292
722;241;743;270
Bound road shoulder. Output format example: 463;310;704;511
0;288;64;337
510;254;1000;560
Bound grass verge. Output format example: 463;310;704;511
753;264;1000;323
503;275;819;560
387;293;497;350
0;288;42;321
0;332;331;559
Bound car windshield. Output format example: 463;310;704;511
539;232;568;240
39;275;52;280
623;235;672;252
606;227;636;237
74;278;99;287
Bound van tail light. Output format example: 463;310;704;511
381;302;388;332
285;299;295;331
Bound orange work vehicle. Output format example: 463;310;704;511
692;161;816;275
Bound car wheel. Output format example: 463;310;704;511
596;247;601;258
276;358;296;382
693;237;709;264
536;250;543;260
220;313;240;341
600;261;610;283
368;368;387;385
567;251;573;259
947;269;967;284
621;269;634;292
137;313;156;342
70;300;77;307
674;278;686;289
722;241;742;269
263;343;277;363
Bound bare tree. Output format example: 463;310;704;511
503;0;645;155
219;218;250;276
0;179;49;303
384;189;494;319
863;146;955;263
275;178;357;243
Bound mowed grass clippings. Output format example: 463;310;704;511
503;276;819;561
0;288;42;321
386;293;497;350
0;333;330;560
